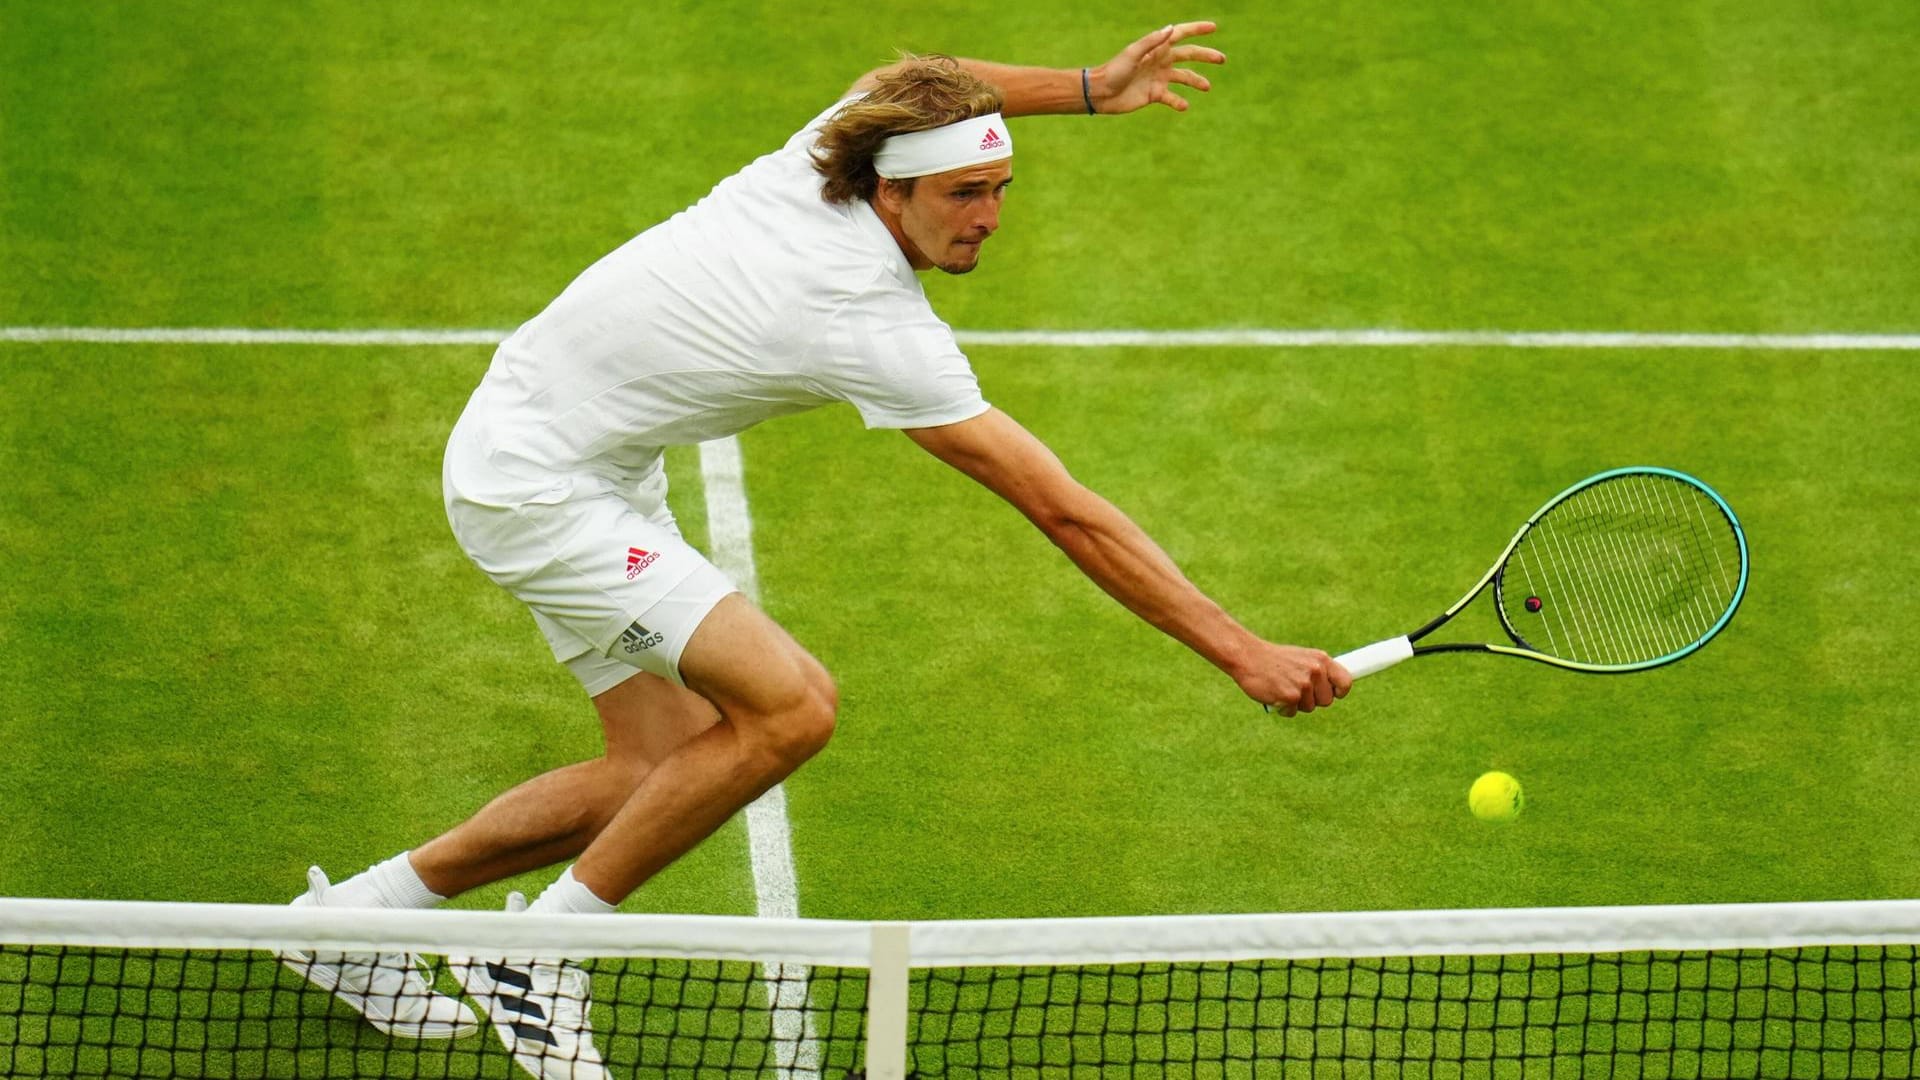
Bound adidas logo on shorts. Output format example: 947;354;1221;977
625;546;660;580
619;620;665;655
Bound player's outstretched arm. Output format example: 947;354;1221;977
851;22;1225;118
907;408;1350;716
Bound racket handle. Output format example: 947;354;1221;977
1334;636;1414;680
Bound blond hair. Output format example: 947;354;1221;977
812;56;1005;205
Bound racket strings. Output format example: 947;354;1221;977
1505;473;1741;666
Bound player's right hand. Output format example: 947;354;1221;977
1237;643;1352;717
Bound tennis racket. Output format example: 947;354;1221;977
1336;466;1749;679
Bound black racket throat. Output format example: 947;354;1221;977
1405;610;1507;659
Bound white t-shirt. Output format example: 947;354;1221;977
454;96;991;483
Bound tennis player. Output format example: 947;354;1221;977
290;22;1351;1079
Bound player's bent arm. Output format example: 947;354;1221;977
906;409;1348;713
849;22;1225;118
852;60;1083;117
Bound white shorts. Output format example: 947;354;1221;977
559;562;735;696
443;419;737;696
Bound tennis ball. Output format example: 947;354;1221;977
1469;771;1524;822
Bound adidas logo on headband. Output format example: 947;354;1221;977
874;113;1014;179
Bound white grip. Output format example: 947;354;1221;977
1334;635;1415;679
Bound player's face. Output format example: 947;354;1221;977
888;160;1013;275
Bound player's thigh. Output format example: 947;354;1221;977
590;671;721;771
678;594;836;725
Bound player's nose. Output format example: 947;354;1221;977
974;192;1003;235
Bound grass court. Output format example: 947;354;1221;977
2;0;1916;946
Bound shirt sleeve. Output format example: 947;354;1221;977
818;280;992;430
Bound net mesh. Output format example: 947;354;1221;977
2;900;1915;1079
1499;471;1743;667
906;951;1918;1079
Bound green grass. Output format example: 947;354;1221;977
4;1;1916;334
4;342;1916;918
2;0;1918;1074
0;346;747;913
746;348;1920;917
2;0;1915;913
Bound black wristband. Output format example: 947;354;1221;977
1080;67;1096;115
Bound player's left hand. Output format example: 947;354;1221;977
1088;22;1225;114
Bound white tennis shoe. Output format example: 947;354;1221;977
448;892;609;1080
281;865;480;1040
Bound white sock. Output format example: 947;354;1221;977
326;851;445;909
525;866;617;916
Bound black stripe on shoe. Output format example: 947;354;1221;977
498;994;547;1021
509;1021;560;1047
486;962;535;991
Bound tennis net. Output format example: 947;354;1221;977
1;896;1915;1078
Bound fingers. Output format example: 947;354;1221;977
1110;21;1223;115
1312;668;1335;709
1167;67;1212;93
1121;24;1176;63
1256;649;1348;716
1264;677;1306;716
1310;649;1346;708
1126;20;1215;62
1297;668;1334;712
1171;44;1227;66
1290;666;1324;714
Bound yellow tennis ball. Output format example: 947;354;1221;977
1469;771;1524;822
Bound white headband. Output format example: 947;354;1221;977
873;114;1013;180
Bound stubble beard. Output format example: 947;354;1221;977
938;243;983;275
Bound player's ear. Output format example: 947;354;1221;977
874;177;913;214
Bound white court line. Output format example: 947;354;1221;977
697;436;820;1080
3;325;1919;350
958;328;1920;351
0;327;510;346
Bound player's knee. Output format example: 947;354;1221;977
744;669;836;773
774;679;838;768
806;657;840;721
